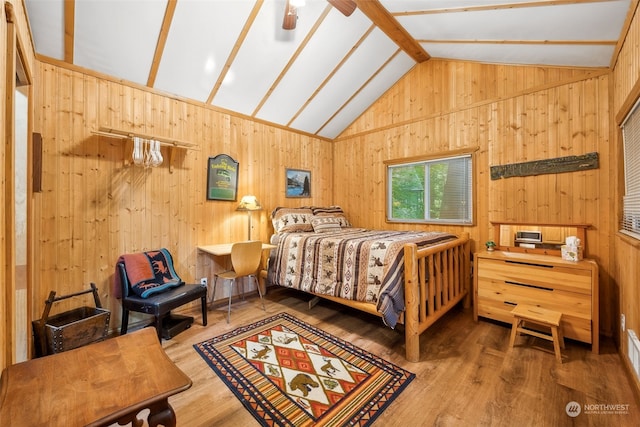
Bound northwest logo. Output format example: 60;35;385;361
565;401;581;417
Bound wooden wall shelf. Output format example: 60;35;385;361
92;126;199;173
490;221;591;256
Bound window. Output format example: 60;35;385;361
387;153;473;225
621;100;640;239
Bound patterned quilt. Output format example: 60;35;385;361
268;228;456;328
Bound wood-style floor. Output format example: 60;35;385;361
138;288;638;427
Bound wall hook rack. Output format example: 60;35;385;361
92;126;199;173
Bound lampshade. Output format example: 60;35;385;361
236;195;262;211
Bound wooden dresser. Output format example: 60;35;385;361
474;251;599;353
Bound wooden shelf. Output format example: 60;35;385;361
92;126;199;173
490;221;591;256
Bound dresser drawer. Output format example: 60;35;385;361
477;279;591;317
477;279;592;343
476;258;592;295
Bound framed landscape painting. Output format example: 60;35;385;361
285;168;311;198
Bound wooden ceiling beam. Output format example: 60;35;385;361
64;0;75;63
148;0;177;87
354;0;430;63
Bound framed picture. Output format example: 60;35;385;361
207;154;239;201
286;168;311;198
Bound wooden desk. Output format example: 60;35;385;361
197;243;275;300
0;328;191;427
198;242;275;257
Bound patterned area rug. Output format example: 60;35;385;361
194;313;414;426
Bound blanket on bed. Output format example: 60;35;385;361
268;228;456;328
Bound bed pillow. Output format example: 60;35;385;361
272;207;314;233
311;205;345;215
311;216;343;233
311;206;352;227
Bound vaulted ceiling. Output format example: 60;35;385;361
25;0;632;139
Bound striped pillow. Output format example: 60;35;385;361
311;206;345;215
311;216;343;233
312;206;351;228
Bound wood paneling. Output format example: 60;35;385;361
30;61;333;331
334;60;613;337
1;3;9;370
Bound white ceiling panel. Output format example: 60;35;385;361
154;0;255;102
25;0;65;60
24;0;634;139
398;2;629;41
318;52;415;139
291;27;398;134
424;43;616;68
74;0;167;86
212;0;328;115
382;0;558;13
256;7;374;126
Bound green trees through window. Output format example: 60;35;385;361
387;154;473;224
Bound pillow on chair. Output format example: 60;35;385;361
118;248;184;298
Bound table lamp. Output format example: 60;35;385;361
236;195;262;240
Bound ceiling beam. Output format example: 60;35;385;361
354;0;430;63
147;0;177;87
207;0;265;104
64;0;75;63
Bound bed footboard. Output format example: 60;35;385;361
403;232;471;362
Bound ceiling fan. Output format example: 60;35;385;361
283;0;357;30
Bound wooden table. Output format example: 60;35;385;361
0;327;191;427
197;242;275;299
197;242;276;257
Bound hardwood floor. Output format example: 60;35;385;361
140;288;638;426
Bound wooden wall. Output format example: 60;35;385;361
334;61;614;335
612;0;640;397
1;1;8;370
30;61;333;333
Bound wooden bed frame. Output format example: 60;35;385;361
273;232;471;363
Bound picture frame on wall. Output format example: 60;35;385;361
286;168;311;198
207;154;239;201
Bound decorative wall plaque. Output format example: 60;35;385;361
490;152;599;180
207;154;238;201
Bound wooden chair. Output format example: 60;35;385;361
117;262;207;340
212;240;266;323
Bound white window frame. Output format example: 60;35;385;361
386;152;474;225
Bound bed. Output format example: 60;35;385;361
266;206;471;362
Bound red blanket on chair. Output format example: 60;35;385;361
113;249;183;298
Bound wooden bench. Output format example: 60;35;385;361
509;304;565;362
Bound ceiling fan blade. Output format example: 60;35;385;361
282;0;297;30
328;0;357;17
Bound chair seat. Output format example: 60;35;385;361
122;283;207;315
217;270;246;280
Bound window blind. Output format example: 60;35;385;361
621;100;640;238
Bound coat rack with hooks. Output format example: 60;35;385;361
92;126;199;173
